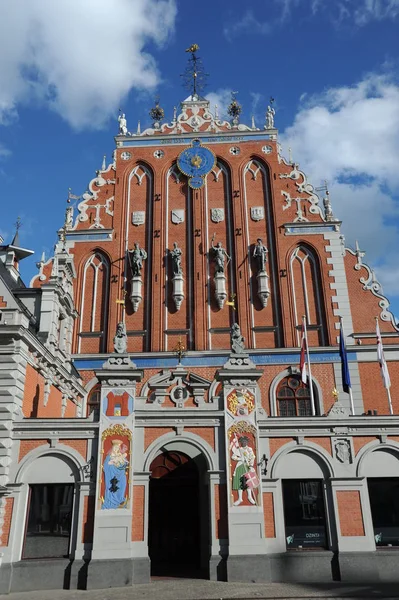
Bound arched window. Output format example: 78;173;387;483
78;252;110;352
277;375;315;417
290;245;327;346
86;386;100;417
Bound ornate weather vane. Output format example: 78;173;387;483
181;44;209;98
227;91;242;126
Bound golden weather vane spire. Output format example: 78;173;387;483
181;44;208;98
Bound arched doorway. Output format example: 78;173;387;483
148;450;208;578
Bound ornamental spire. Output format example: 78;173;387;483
181;44;208;99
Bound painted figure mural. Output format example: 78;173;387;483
229;425;260;506
100;425;131;509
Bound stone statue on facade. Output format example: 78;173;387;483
211;234;230;274
231;323;245;354
170;242;183;276
113;322;127;353
265;105;275;129
118;113;128;136
253;238;268;272
130;243;147;277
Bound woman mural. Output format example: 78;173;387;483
102;438;129;509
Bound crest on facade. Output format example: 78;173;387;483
334;439;352;464
251;207;264;222
211;208;225;223
132;211;145;226
171;209;185;224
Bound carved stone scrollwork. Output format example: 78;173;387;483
214;272;227;309
333;438;352;464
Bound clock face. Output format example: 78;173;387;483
177;139;216;189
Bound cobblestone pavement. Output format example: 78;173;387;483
1;580;399;600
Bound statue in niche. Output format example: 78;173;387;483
253;238;268;272
211;233;230;274
113;322;127;354
265;105;275;129
118;113;128;135
170;242;183;276
130;242;147;277
231;435;257;506
231;322;245;354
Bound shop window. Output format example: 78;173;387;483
87;386;100;417
282;479;328;549
368;478;399;547
277;375;316;416
23;484;74;559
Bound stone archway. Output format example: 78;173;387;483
148;449;208;578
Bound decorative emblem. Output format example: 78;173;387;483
262;145;272;154
251;206;264;221
132;211;145;226
121;151;132;160
334;439;352;464
171;209;185;224
153;149;164;159
177;139;216;189
211;208;224;223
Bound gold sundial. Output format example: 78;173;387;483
191;154;202;168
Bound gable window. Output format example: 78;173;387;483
277;375;315;417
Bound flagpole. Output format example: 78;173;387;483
375;317;393;415
339;316;355;416
303;316;316;416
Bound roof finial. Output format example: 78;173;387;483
181;44;208;99
102;155;106;171
149;96;165;130
227;91;242;127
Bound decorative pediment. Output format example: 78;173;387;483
141;367;212;407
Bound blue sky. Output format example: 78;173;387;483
1;0;399;316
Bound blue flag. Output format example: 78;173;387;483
339;320;351;393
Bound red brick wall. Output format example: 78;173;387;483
144;427;174;451
269;438;294;456
82;495;95;543
307;437;332;455
337;490;365;536
0;296;7;307
23;364;66;418
0;497;14;546
263;492;275;538
214;484;228;539
132;485;145;542
185;427;215;451
353;436;377;456
61;439;88;460
359;362;399;415
19;439;48;461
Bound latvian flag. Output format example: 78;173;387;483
299;322;307;384
376;320;391;389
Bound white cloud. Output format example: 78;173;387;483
280;72;399;299
206;89;233;120
223;10;271;40
0;0;176;129
226;0;399;38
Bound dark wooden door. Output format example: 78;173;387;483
148;451;201;576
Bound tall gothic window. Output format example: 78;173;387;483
277;375;317;417
86;385;100;417
290;245;327;346
78;252;110;352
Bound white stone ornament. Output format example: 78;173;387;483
229;146;240;156
154;149;164;159
171;209;185;224
211;208;225;223
251;207;264;221
132;211;145;226
262;145;272;154
121;151;131;160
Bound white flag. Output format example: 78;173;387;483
376;321;391;389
